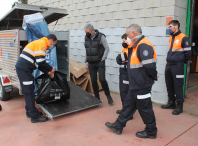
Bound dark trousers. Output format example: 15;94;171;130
114;87;157;136
119;74;129;109
165;63;184;103
88;61;110;97
16;68;40;120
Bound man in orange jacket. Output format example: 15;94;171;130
15;34;57;123
116;33;133;115
105;24;158;139
161;20;191;115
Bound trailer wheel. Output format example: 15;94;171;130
0;79;10;101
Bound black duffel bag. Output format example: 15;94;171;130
36;71;70;104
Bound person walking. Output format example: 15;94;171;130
105;24;158;139
84;24;113;104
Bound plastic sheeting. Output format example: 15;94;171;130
22;12;58;94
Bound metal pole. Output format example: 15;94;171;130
185;0;196;97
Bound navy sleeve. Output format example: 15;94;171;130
137;43;157;81
38;64;49;74
116;54;122;65
35;56;53;73
181;37;191;63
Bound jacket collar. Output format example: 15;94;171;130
132;35;145;48
40;37;50;49
90;29;99;39
172;30;181;36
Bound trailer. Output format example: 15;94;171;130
0;3;102;121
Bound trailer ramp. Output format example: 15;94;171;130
37;81;103;121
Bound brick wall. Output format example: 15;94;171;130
28;0;188;104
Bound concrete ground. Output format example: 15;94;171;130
188;73;198;87
0;87;198;146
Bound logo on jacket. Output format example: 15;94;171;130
175;39;179;44
143;50;148;56
133;52;136;56
186;41;189;46
42;47;45;51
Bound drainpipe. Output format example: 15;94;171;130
184;0;192;98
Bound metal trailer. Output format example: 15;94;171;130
0;3;102;121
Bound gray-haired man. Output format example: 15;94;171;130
105;24;157;138
84;24;113;105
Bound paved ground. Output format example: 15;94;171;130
188;73;198;87
0;87;198;146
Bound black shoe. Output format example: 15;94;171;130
136;131;156;139
172;103;183;115
31;116;48;123
116;109;123;114
129;116;133;120
161;100;176;109
0;105;2;111
107;95;113;105
27;112;43;118
105;122;122;134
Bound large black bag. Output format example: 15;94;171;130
36;71;70;104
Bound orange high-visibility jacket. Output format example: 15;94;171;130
128;36;157;90
15;37;52;73
167;31;191;64
116;44;133;74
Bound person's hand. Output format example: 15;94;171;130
85;62;88;67
48;72;54;78
157;76;159;78
101;59;103;61
50;73;54;78
48;72;51;76
122;60;128;63
51;67;57;73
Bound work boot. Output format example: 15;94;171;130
26;112;43;118
161;100;176;109
116;109;123;114
31;116;48;123
172;102;183;115
107;95;113;105
105;122;122;135
129;116;133;120
136;131;156;139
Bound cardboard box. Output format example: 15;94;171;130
72;75;88;85
79;78;89;90
70;59;87;78
85;75;102;94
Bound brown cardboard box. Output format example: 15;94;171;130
79;79;89;90
72;75;88;85
85;75;102;94
70;59;87;78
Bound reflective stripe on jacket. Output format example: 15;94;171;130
116;44;133;74
167;30;191;64
127;36;157;90
15;37;52;73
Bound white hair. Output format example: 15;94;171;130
127;24;142;33
84;24;94;31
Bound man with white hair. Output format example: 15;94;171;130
105;24;158;139
84;24;113;104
